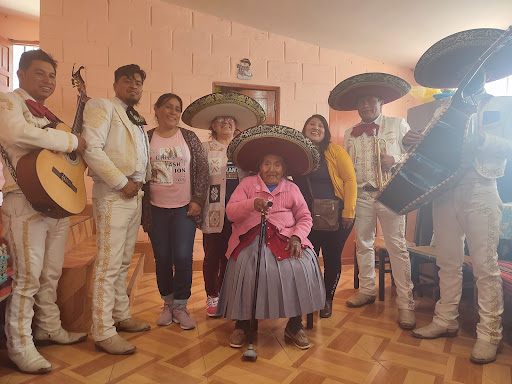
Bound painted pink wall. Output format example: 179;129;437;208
0;12;39;41
38;0;421;248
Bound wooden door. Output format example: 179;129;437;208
329;108;361;146
213;83;279;125
0;36;13;93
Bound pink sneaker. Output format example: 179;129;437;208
206;296;220;317
172;305;196;330
156;299;173;326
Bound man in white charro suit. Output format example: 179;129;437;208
411;28;512;365
329;72;417;330
82;64;151;355
0;49;87;374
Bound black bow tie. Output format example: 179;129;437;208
126;106;147;126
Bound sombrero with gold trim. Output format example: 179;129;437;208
415;28;512;88
182;92;266;131
227;124;320;176
328;72;411;111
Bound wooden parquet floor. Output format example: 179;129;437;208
1;267;512;384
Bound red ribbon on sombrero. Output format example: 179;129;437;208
351;123;379;137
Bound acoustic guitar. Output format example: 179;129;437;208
377;27;512;215
16;66;87;219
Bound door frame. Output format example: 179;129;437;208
212;82;280;124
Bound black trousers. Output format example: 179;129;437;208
309;215;354;300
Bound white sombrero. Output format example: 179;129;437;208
328;72;411;111
181;92;266;131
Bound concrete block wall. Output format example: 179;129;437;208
39;0;419;204
40;0;417;130
0;13;39;41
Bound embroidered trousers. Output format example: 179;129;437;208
432;175;503;343
354;191;414;310
91;182;142;342
2;193;69;353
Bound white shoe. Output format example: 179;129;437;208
412;321;458;339
94;334;136;355
398;309;416;330
9;345;52;374
346;292;376;308
34;327;88;345
470;339;499;364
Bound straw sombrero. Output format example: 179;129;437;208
328;72;411;111
227;125;320;176
414;28;512;88
182;92;266;131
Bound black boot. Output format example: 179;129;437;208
319;299;332;318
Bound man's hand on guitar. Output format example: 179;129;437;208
402;131;424;146
73;134;87;155
120;179;140;198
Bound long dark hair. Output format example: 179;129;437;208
302;114;331;156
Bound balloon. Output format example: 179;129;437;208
409;86;441;103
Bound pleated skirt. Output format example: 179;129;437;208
216;235;325;320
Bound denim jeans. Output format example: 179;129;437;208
149;204;196;304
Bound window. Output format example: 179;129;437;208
485;75;512;96
12;44;38;90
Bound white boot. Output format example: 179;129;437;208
412;321;458;339
9;345;52;374
398;309;416;330
470;339;499;364
34;327;88;345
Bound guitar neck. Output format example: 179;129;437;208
71;90;86;134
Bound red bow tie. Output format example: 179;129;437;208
351;123;379;137
25;100;60;124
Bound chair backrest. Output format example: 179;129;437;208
413;202;433;247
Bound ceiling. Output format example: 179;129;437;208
163;0;512;69
1;0;510;69
0;0;38;18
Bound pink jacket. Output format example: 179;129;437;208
225;174;313;259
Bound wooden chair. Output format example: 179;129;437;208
353;238;394;301
407;203;439;298
408;203;473;299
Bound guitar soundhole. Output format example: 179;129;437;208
64;152;80;165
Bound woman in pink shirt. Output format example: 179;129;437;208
216;125;325;350
141;93;208;330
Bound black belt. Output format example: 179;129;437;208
360;185;380;192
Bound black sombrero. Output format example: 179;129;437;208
414;28;512;88
328;72;411;111
227;124;320;176
182;92;266;131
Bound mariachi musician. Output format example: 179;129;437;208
329;73;418;329
410;28;512;365
0;50;87;374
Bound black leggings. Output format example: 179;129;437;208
309;216;354;300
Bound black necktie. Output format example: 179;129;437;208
126;106;147;126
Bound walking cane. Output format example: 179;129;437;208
243;201;273;361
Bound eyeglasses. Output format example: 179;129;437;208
215;116;236;123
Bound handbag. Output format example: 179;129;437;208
306;177;340;231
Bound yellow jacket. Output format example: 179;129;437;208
324;143;357;218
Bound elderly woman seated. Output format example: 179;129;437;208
216;125;325;350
